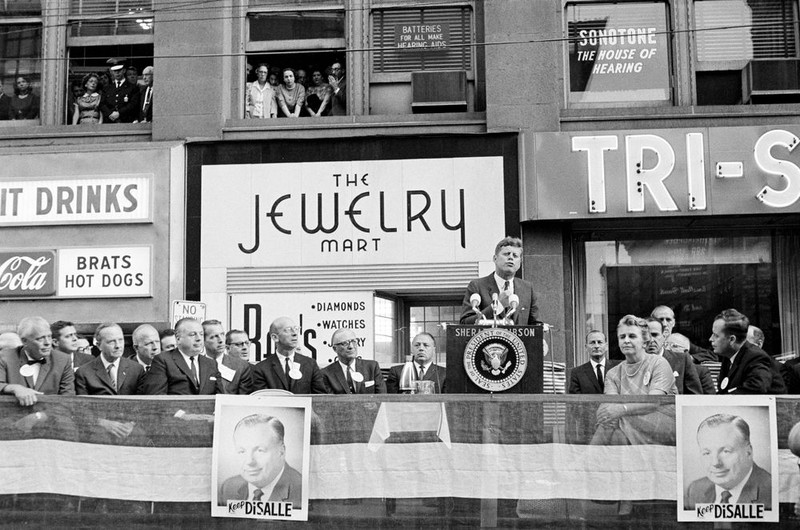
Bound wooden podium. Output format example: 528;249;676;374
444;324;544;393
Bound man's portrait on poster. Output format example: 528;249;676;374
677;396;777;523
212;396;310;521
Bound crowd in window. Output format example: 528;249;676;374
67;58;153;125
245;60;345;118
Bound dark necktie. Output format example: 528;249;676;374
720;490;732;504
347;366;356;393
503;280;510;292
596;364;604;388
26;357;46;365
144;365;150;373
252;489;264;502
189;356;199;386
285;356;291;375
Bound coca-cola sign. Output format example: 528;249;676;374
0;251;56;297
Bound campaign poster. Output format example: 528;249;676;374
211;395;311;521
676;395;778;522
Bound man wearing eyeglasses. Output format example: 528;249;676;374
252;317;326;394
321;328;385;394
0;316;75;406
203;319;253;395
140;318;223;395
226;329;252;363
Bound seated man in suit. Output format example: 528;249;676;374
386;332;446;393
647;319;702;394
459;236;540;325
252;317;325;394
0;316;75;406
75;322;148;444
567;330;618;443
651;305;716;362
51;320;93;372
666;333;715;394
226;329;252;363
747;325;786;394
218;414;302;507
568;330;618;394
130;323;161;372
139;318;223;395
202;319;252;394
711;309;780;394
321;328;385;394
76;322;144;396
684;414;771;510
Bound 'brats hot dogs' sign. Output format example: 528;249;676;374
201;157;504;268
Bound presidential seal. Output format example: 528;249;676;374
463;327;527;392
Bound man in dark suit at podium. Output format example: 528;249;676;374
459;237;540;325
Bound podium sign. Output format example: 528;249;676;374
445;325;544;393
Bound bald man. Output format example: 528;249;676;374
252;317;326;394
320;328;385;394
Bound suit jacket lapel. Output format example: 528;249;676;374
271;356;290;390
116;362;128;392
353;360;363;393
173;352;198;392
95;361;114;390
270;469;290;502
332;363;350;394
34;356;53;391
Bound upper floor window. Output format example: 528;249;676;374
244;7;346;118
694;0;800;104
67;0;154;124
0;1;42;123
566;1;672;107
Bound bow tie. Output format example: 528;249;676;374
26;357;46;365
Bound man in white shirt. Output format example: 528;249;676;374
131;324;161;372
252;317;325;394
386;332;446;393
684;414;772;509
51;320;93;371
202;319;252;394
218;414;302;507
568;330;617;394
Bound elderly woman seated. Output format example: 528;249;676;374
592;314;677;447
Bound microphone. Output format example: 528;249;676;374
505;294;520;321
470;293;481;310
491;293;502;325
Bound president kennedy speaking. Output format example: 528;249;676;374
459;236;540;325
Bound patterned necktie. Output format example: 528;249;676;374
596;364;604;387
720;490;732;504
418;364;425;379
189;356;199;386
108;363;117;391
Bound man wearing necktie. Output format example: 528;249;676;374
138;66;153;122
51;320;93;373
320;328;385;394
459;236;541;325
139;318;223;395
130;324;161;373
99;58;140;123
218;414;303;507
76;323;145;396
0;316;75;406
568;330;619;395
566;330;619;443
203;319;252;394
252;317;326;394
684;414;772;510
710;309;774;394
386;332;447;393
